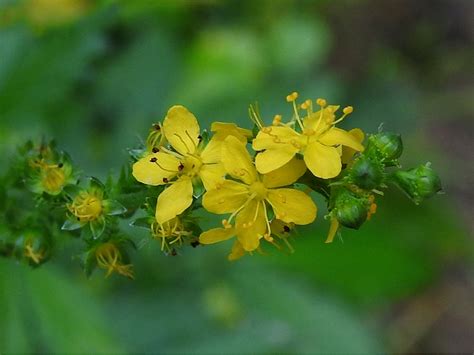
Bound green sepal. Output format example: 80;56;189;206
103;199;127;216
61;218;84;231
80;249;98;278
130;217;153;230
90;217;106;239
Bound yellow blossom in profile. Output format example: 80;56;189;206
252;93;364;179
210;122;252;144
199;136;317;252
95;243;134;279
341;128;365;164
133;105;226;224
151;217;192;253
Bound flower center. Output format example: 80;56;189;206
70;192;103;222
181;155;203;178
249;182;267;200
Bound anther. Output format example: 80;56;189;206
152;147;160;153
300;99;311;110
283;225;290;233
153;123;161;131
163;178;169;183
178;163;184;171
286;91;299;102
197;135;203;142
264;234;274;242
150;157;157;163
272;114;282;126
316;98;327;107
343;106;353;114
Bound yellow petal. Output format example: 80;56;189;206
325;218;339;243
199;227;235;244
199;163;226;191
342;128;365;164
262;157;307;188
200;137;222;164
303;105;339;133
235;201;266;251
202;180;249;214
319;127;364;151
163;105;200;156
304;141;341;179
156;177;193;224
252;126;300;151
132;152;179;186
222;135;257;184
228;240;246;261
211;122;252;143
255;147;298;174
267;188;317;225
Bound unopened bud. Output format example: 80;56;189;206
349;155;384;190
366;132;403;164
331;188;370;229
391;163;442;205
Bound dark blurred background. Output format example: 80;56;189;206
0;0;473;353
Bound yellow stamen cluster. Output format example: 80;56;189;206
68;191;103;222
151;218;192;252
95;243;134;279
24;239;45;264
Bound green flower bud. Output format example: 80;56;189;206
366;132;403;164
391;163;442;204
331;188;370;229
349;155;384;190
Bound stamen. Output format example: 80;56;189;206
286;92;299;102
272;114;282;126
249;104;264;129
316;98;327;107
332;106;353;125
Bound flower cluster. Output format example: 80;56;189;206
0;92;443;278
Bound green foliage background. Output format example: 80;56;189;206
0;0;472;353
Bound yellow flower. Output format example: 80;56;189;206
341;128;365;164
211;122;253;144
133;105;226;224
199;136;317;252
252;93;364;179
95;243;134;279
